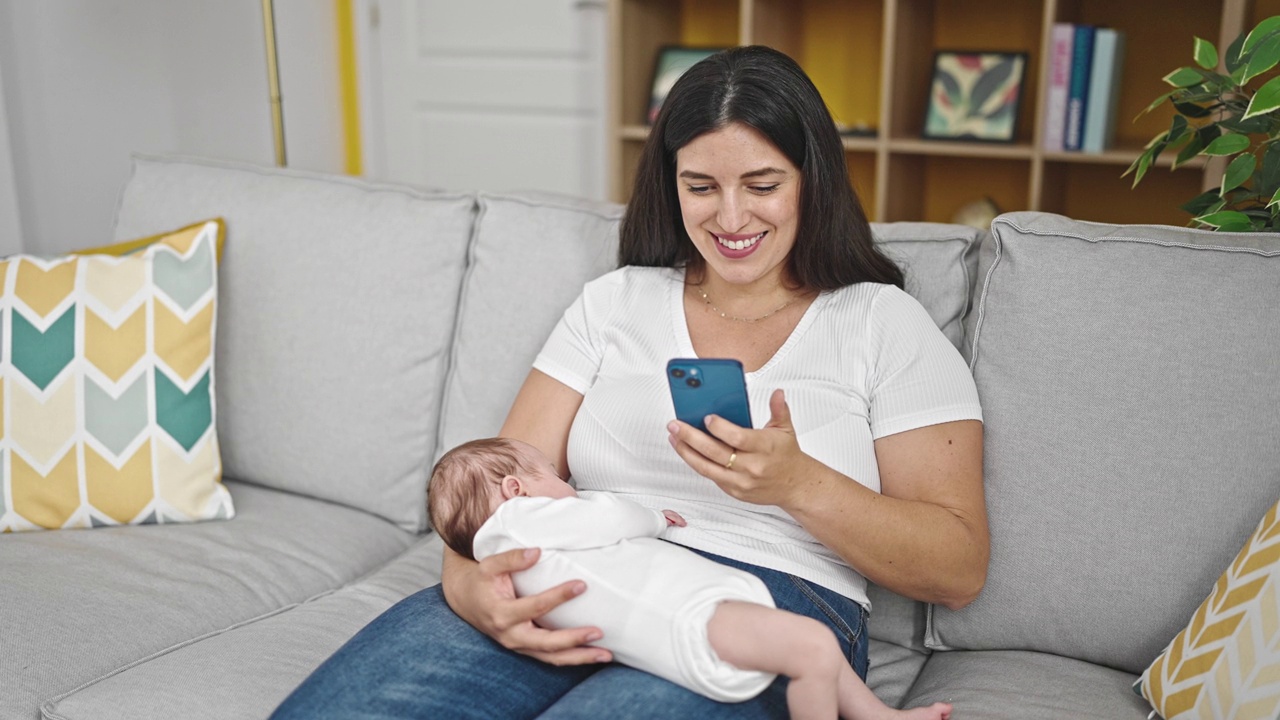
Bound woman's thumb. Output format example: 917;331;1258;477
766;388;792;429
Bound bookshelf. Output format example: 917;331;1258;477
607;0;1265;226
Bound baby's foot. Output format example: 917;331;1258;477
891;702;952;720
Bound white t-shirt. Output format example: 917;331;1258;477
533;266;982;608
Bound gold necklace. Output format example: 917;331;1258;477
695;285;798;323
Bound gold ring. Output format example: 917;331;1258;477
724;452;737;470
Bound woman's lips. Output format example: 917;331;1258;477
713;231;765;258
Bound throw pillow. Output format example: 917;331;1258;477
0;220;231;531
1136;499;1280;718
71;218;226;262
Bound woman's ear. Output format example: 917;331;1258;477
499;475;524;499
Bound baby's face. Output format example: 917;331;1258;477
513;441;577;500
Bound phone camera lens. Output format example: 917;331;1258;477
686;377;701;388
671;368;686;379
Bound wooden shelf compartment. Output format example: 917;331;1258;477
886;0;1045;145
880;153;1031;223
1038;161;1208;227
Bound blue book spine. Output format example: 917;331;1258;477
1064;25;1096;151
1082;29;1126;153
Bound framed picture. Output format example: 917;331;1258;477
648;46;724;124
923;50;1027;142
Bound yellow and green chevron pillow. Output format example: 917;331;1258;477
0;220;231;532
1137;499;1280;718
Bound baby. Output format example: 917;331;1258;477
428;437;952;720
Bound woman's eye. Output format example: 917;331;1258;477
685;185;712;195
750;184;780;194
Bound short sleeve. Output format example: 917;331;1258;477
532;269;626;394
867;285;983;439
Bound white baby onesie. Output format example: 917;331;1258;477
471;492;777;702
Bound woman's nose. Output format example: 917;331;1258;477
717;193;748;232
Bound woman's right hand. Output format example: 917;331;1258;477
441;546;613;666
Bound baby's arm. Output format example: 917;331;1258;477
487;494;670;552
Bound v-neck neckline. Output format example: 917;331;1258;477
667;268;828;378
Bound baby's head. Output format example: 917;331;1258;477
428;437;576;560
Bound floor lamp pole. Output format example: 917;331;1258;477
261;0;287;167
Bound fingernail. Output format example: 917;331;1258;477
523;548;538;560
667;422;679;434
572;581;587;595
595;652;610;663
667;434;677;447
586;630;602;642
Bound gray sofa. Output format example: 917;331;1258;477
4;154;1277;719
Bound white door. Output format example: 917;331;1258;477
356;0;607;200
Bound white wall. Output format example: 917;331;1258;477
0;32;23;257
0;0;343;255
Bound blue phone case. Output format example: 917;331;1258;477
666;358;752;433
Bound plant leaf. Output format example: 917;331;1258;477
1173;134;1206;169
1225;32;1249;73
1194;210;1251;228
1203;133;1252;155
1137;90;1177;119
1219;113;1277;134
1221;153;1256;194
1268;185;1280;207
1164;67;1205;88
1243;75;1280;119
1172;100;1214;118
1258;143;1280;196
1243;35;1280;84
1244;16;1280;53
1194;37;1220;69
1181;190;1222;215
968;57;1018;118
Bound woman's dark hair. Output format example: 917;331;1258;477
619;45;903;291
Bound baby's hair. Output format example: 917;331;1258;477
428;437;529;561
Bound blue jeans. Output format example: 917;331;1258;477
271;549;869;719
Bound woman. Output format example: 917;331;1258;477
273;45;987;719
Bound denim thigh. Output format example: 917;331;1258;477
535;547;869;720
270;584;598;720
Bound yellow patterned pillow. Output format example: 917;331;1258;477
1137;500;1280;718
0;220;231;531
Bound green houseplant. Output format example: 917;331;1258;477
1127;16;1280;232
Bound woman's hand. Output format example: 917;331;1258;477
441;547;613;666
667;388;817;509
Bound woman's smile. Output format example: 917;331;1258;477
713;230;767;257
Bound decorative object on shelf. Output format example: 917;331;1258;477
1127;16;1280;232
1044;24;1128;153
648;46;724;124
923;50;1027;143
951;196;1001;230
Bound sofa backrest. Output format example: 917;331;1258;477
929;211;1280;674
113;155;475;532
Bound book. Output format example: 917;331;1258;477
1043;23;1075;152
1064;24;1096;151
1082;29;1126;153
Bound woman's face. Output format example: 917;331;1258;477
674;122;801;289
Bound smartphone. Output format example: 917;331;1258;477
666;358;753;433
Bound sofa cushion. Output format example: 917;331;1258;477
436;192;622;460
41;535;444;720
929;212;1280;673
867;638;929;709
870;221;982;351
1137;499;1280;718
1;220;230;531
112;154;475;531
0;480;414;719
902;649;1152;719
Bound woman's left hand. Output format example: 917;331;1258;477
667;388;816;508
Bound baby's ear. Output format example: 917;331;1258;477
499;475;524;499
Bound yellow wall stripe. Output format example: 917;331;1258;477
336;0;362;176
